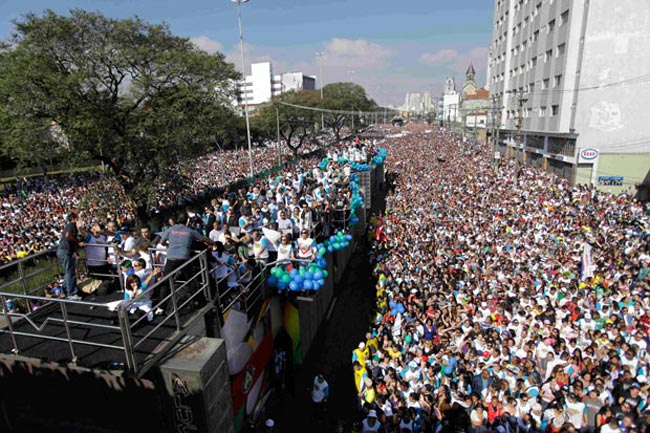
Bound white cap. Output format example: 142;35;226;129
358;342;365;349
265;419;275;428
368;410;377;418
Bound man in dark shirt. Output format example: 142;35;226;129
56;213;85;300
154;212;212;315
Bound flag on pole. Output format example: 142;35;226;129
581;242;594;281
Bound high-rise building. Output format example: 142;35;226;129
487;0;650;196
236;61;316;107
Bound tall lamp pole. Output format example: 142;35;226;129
232;0;254;179
316;51;325;131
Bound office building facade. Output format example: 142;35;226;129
487;0;650;196
237;61;316;107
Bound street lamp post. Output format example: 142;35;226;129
232;0;254;179
316;52;325;132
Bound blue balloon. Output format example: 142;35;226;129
289;281;299;291
316;258;327;268
303;280;313;290
277;280;288;290
304;271;313;281
293;275;304;286
317;278;325;286
345;234;353;241
313;270;323;280
290;269;299;278
327;245;334;253
266;276;278;286
311;280;320;291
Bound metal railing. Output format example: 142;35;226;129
0;249;61;315
0;249;213;377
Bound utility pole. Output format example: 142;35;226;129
490;93;503;165
276;104;282;165
507;89;528;162
316;52;325;131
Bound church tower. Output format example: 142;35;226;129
444;77;456;95
462;63;478;96
466;63;476;83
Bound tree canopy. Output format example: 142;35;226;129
252;90;321;157
251;82;380;155
322;82;378;138
0;9;240;211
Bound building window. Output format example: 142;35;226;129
534;2;541;17
553;74;562;87
542;78;549;89
533;30;540;42
529;82;535;92
551;105;559;116
556;43;566;57
548;19;555;33
539;106;547;116
531;56;537;67
560;10;569;26
545;50;552;62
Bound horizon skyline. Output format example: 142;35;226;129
0;0;494;105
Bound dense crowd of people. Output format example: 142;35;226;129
0;173;135;266
0;133;341;267
352;126;650;433
4;121;649;433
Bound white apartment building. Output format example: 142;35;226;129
237;61;316;107
487;0;650;197
443;77;460;125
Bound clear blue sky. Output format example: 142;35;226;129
0;0;494;105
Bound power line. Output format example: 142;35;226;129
498;72;650;97
277;101;396;117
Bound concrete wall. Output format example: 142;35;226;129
573;1;650;154
298;254;335;359
592;153;650;195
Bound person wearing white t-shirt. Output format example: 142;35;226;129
294;230;316;261
208;221;224;244
311;373;329;420
565;393;586;430
599;417;622;433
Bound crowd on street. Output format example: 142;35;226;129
0;132;342;267
351;126;650;433
5;122;650;433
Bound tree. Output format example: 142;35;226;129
252;90;321;156
0;10;239;216
321;82;378;139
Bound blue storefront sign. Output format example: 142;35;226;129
598;176;624;186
